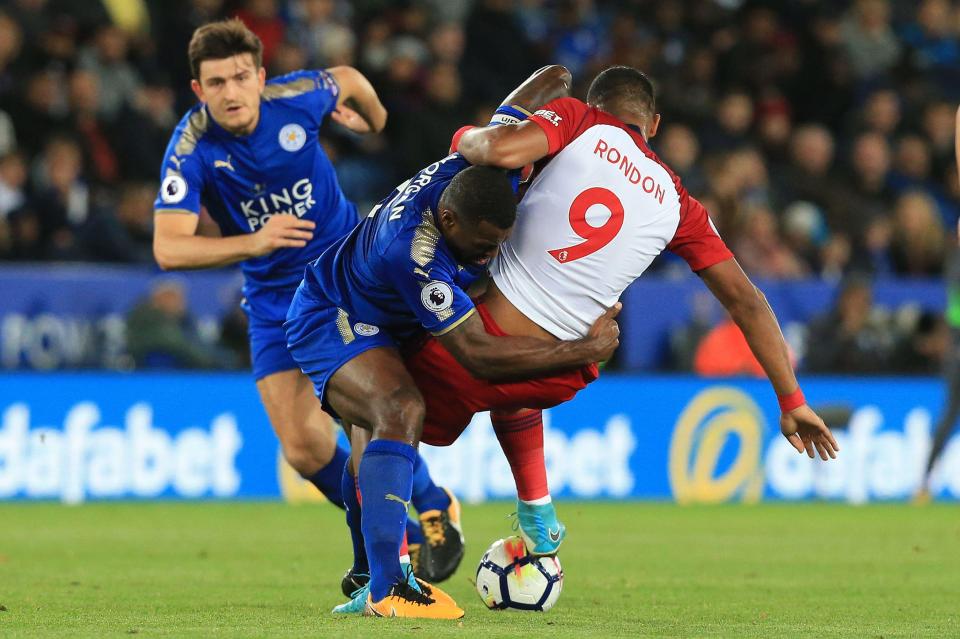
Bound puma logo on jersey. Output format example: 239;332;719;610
385;493;411;509
168;155;184;171
214;155;235;171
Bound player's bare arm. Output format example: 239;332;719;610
456;66;572;169
437;303;620;381
499;65;572;112
699;258;839;460
457;120;550;169
327;66;387;133
153;212;315;270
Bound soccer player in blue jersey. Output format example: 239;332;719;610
284;153;621;617
150;19;458;588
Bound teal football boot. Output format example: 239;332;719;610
516;500;566;555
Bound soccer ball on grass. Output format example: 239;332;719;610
475;536;563;611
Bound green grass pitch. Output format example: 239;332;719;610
1;502;958;638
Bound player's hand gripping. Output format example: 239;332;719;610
780;404;840;461
584;302;621;362
251;215;316;256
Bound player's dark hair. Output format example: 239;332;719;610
188;19;263;80
440;166;517;229
586;66;656;118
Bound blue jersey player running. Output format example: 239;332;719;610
151;19;459;592
284;156;621;617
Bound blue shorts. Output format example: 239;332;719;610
283;286;395;409
242;288;300;380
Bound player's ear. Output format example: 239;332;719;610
647;114;662;139
438;208;457;230
257;66;266;91
190;78;204;103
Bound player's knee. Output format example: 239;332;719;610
280;436;335;475
371;386;424;443
282;443;320;476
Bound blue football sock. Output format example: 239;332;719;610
301;444;349;510
341;458;368;574
406;516;425;546
359;439;416;602
410;452;450;513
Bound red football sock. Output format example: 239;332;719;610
491;409;549;501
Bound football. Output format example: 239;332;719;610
475;536;563;612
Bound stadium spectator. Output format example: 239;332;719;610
235;0;286;67
428;22;465;66
699;90;754;154
922;100;956;178
79;181;155;263
126;278;235;370
0;11;22;105
848;131;894;219
805;277;895;373
77;24;142;121
889;191;946;276
693;318;766;379
655;123;706;197
858;88;903;139
32;136;88;259
733;206;807;280
111;79;179;181
389;62;467;177
840;0;902;81
0;152;26;221
67;69;119;185
461;0;543;104
286;0;354;68
659;45;719;125
5;70;67;158
901;0;960;82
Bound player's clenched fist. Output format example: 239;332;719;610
251;215;316;255
585;302;621;362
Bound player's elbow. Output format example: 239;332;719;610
461;351;509;381
153;251;176;271
152;239;180;271
462;359;499;381
329;65;387;131
727;283;766;319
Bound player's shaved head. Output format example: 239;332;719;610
440;166;517;230
587;66;656;121
438;166;516;267
188;19;263;80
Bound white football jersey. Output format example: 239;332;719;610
490;98;731;340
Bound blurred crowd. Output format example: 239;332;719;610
0;0;958;372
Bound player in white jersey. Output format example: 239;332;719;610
404;66;839;555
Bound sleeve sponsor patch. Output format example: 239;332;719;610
533;109;562;126
421;281;454;312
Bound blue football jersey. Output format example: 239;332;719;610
154;69;358;321
294;153;483;340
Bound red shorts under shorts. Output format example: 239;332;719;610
403;302;599;446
